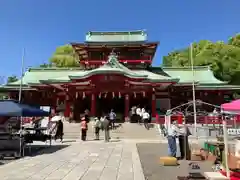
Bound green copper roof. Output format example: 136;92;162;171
161;66;226;85
69;53;148;80
8;68;83;85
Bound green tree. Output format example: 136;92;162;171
162;36;240;84
7;75;18;83
228;34;240;48
49;44;80;67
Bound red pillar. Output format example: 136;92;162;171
124;94;130;122
64;95;71;118
151;93;156;119
90;93;96;116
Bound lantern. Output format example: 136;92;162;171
83;92;86;99
134;92;136;98
218;92;221;96
118;92;121;99
204;92;208;96
104;92;107;98
75;92;78;99
112;92;115;98
99;92;101;99
142;91;145;97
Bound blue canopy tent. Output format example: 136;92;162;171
0;100;50;117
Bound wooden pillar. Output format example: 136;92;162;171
64;95;71;119
90;93;96;116
124;94;130;122
151;93;156;118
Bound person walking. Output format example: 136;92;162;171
80;117;88;141
101;115;110;142
93;117;101;140
142;110;150;130
54;119;64;142
109;109;116;129
136;105;142;124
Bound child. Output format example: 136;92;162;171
81;117;88;141
93;117;101;140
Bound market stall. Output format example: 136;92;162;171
0;100;50;158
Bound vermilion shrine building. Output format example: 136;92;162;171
1;30;239;122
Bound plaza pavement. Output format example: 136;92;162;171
0;140;145;180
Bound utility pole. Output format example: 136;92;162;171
18;48;25;157
190;43;197;138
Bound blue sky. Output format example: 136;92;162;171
0;0;239;80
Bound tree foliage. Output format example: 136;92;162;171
49;44;80;67
7;75;18;83
163;34;240;84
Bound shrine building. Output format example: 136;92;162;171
1;30;239;122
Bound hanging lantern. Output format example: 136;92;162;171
83;92;86;99
118;92;121;99
112;92;115;98
99;92;101;99
75;92;78;99
204;92;208;96
142;91;145;97
134;92;136;98
104;92;107;98
218;92;221;96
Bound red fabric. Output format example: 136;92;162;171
220;170;240;180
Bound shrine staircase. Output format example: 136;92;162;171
62;121;161;140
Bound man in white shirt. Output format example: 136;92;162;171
142;111;150;130
136;106;142;124
166;121;180;157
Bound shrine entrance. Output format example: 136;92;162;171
130;96;151;112
96;96;125;123
73;97;91;121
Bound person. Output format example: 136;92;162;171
136;106;142;124
54;119;64;142
84;109;90;123
142;110;150;130
80;117;88;141
178;122;191;160
101;114;110;142
93;117;101;140
166;120;180;158
109;109;116;129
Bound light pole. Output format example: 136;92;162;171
18;48;25;157
190;43;197;138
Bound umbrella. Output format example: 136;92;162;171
221;99;240;112
219;100;240;178
0;100;50;117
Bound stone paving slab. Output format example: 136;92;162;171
0;140;144;180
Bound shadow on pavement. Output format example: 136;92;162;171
62;140;76;143
137;143;212;180
24;144;69;157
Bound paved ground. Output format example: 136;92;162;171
136;143;213;180
0;140;145;180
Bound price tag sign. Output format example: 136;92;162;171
188;162;201;174
227;128;240;135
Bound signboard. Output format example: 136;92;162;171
227;128;240;135
188;162;201;174
40;106;51;113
